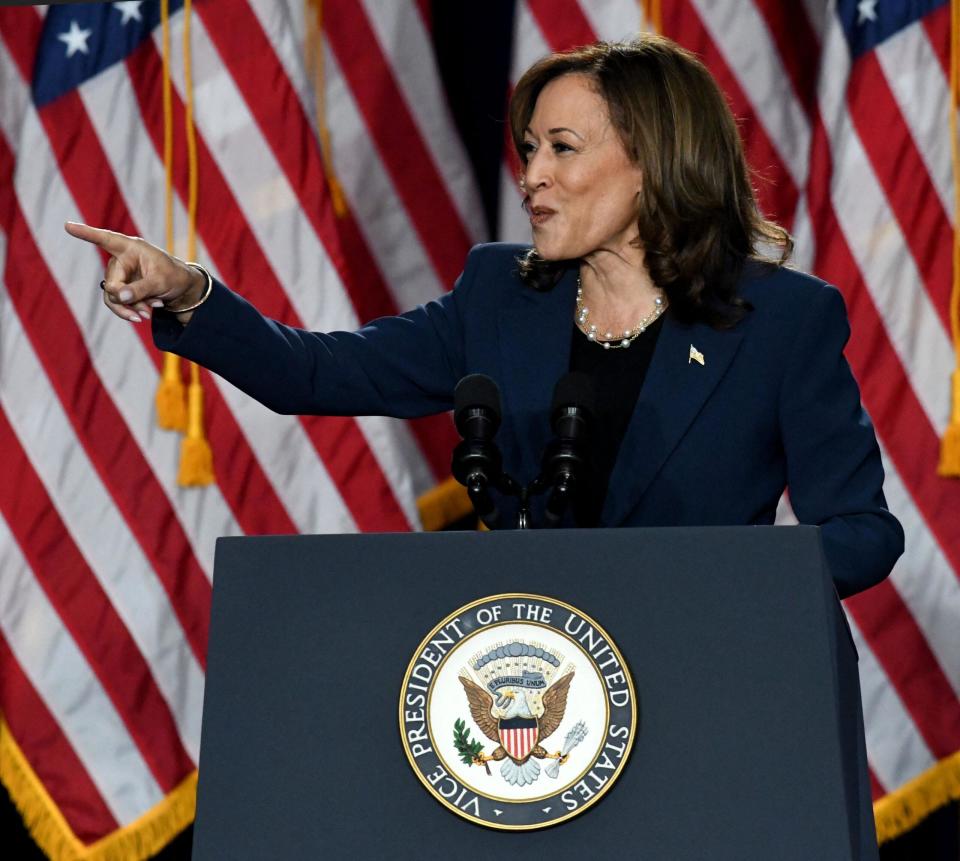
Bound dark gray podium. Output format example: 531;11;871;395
192;526;876;860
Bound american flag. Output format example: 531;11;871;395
0;0;956;856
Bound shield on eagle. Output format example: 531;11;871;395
499;717;539;763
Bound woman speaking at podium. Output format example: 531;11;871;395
65;35;903;599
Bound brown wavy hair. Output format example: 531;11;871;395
509;35;792;327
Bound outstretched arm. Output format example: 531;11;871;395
66;221;481;419
150;272;469;418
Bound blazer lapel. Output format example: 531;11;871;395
498;268;579;482
600;314;746;526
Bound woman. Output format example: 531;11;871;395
65;35;903;598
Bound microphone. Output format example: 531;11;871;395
541;372;595;527
451;374;505;528
454;373;501;442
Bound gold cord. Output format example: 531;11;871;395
177;0;214;486
155;0;214;484
155;0;188;433
305;0;348;216
641;0;662;33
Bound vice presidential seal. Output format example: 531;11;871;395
399;594;636;830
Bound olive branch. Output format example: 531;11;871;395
453;718;490;774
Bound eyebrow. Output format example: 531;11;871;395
523;126;586;141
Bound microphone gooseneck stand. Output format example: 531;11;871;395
451;373;594;529
535;371;595;528
450;374;518;529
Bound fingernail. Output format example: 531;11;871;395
139;310;151;321
149;300;164;308
118;289;133;303
127;314;141;323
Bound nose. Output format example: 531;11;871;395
524;147;552;190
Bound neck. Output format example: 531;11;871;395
578;245;661;326
575;248;666;347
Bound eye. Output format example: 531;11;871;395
520;140;537;158
552;141;575;154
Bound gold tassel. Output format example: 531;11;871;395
155;0;191;437
176;0;217;484
416;476;473;531
177;364;214;486
938;371;960;476
158;0;216;487
155;353;188;430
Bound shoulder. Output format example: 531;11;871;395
462;242;531;278
453;243;534;310
739;260;837;306
738;261;847;332
727;263;852;379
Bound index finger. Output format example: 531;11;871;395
64;221;136;256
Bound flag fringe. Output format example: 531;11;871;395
0;718;196;861
416;476;473;531
873;749;960;844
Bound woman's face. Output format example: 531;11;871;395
522;74;644;261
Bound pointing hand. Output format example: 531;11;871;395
64;222;208;324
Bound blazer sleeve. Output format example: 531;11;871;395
778;284;904;598
151;247;489;418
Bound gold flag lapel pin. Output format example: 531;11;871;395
689;344;705;366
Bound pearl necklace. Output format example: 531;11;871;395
575;279;667;350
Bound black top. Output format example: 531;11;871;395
568;314;665;526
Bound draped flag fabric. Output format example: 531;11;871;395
499;0;960;839
0;1;957;857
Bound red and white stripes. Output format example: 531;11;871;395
0;2;957;852
498;0;960;813
501;726;538;761
0;0;474;846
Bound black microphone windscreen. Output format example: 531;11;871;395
454;374;502;423
551;372;595;418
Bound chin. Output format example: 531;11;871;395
532;237;573;261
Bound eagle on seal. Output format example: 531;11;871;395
458;670;574;787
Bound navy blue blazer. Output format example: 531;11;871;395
154;243;903;597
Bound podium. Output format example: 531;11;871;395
192;526;877;860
